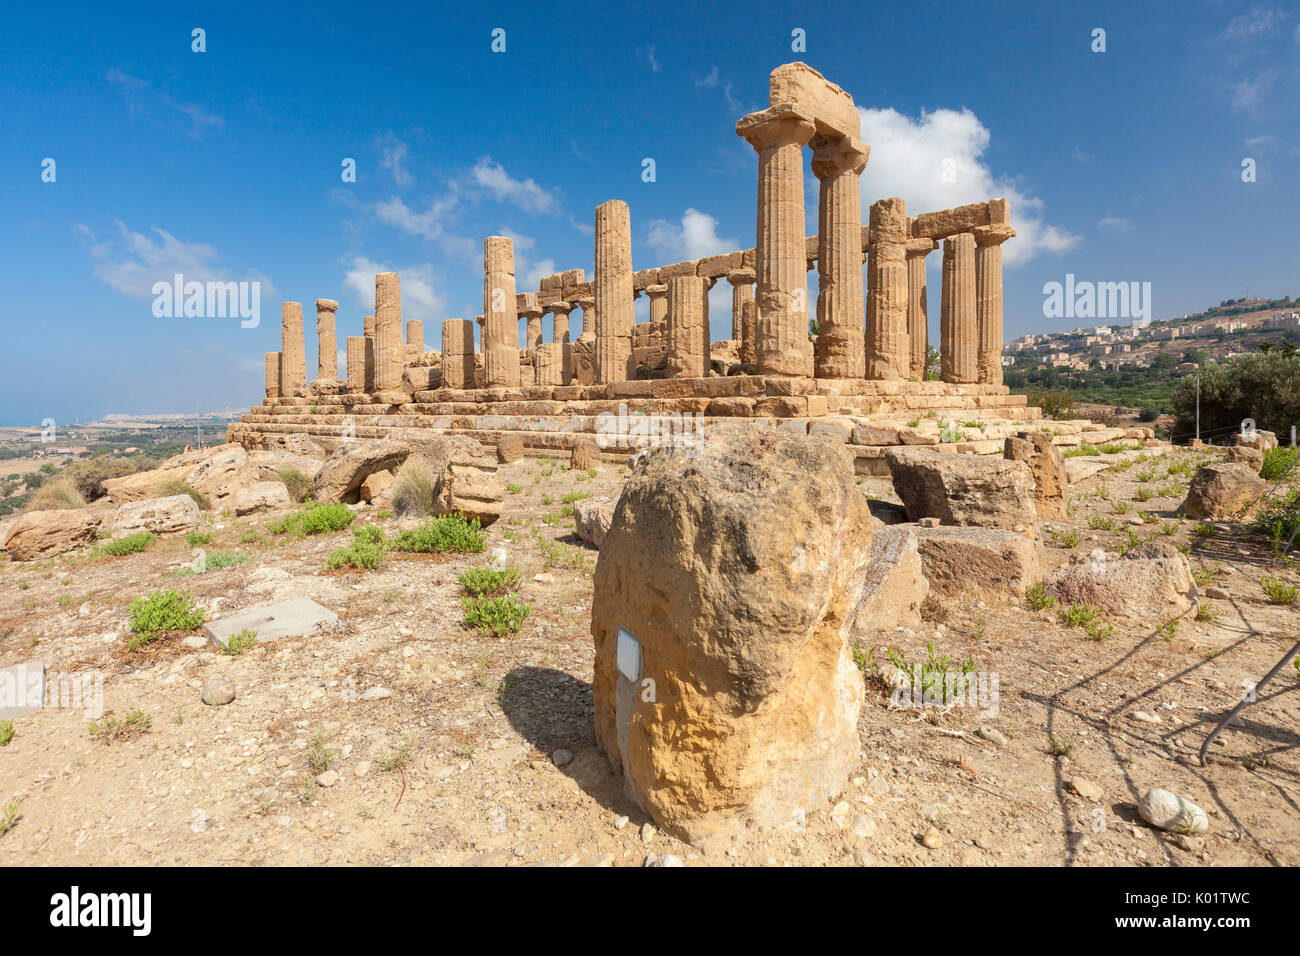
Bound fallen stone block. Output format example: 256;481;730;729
232;481;292;515
1004;431;1068;519
1181;463;1267;520
886;446;1037;533
573;499;615;549
2;509;102;561
1044;542;1195;622
107;494;200;538
204;598;339;649
912;525;1039;601
314;437;411;503
849;525;929;635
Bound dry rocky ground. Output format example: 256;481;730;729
0;444;1296;867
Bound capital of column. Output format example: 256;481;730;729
315;298;339;312
810;133;869;179
548;300;573;315
644;283;669;301
904;238;937;258
574;296;595;312
725;268;755;288
973;224;1017;247
475;314;485;327
736;104;816;152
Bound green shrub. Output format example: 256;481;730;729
1026;583;1056;611
223;629;258;655
1025;388;1076;419
176;551;249;575
390;514;485;553
1249;489;1300;551
1050;528;1081;548
101;532;156;557
326;527;388;570
270;502;354;536
276;467;316;503
1260;447;1299;482
1058;602;1102;628
458;565;521;597
1170;351;1300;440
127;589;203;649
0;721;13;747
462;594;531;636
1260;575;1298;605
185;531;214;546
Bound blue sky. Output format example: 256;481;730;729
3;0;1298;424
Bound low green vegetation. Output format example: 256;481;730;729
390;514;485;554
100;532;156;557
326;525;389;570
1058;602;1102;629
1026;583;1056;612
462;593;531;637
223;629;258;655
276;467;316;503
1260;575;1298;605
184;530;215;547
127;588;204;650
1260;447;1299;482
270;502;354;536
457;565;521;597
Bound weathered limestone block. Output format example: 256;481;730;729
910;201;993;240
570;329;597;386
912;525;1039;601
184;445;256;509
1238;429;1278;453
571;437;600;470
1004;431;1069;518
1181;463;1267;520
886;446;1037;532
108;494;200;538
280;302;307;397
360;469;394;503
232;481;292;515
591;425;871;844
406;319;425;355
573;499;615;548
1224;446;1264;472
484;237;520;387
315;299;339;381
848;525;929;635
102;464;195;504
315;437;412;504
737;104;816;377
940;233;978;384
1045;543;1195;622
2;509;102;561
535;342;562;386
594;200;635;383
666;276;707;379
769;61;860;140
497;435;524;463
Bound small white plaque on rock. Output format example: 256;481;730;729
616;628;641;682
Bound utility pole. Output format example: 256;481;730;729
1195;376;1200;444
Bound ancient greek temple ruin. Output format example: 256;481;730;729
232;63;1033;470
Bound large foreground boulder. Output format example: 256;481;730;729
1044;541;1196;622
1181;463;1267;520
911;525;1039;602
1004;431;1069;518
2;509;101;561
107;494;200;538
591;425;870;844
886;447;1037;533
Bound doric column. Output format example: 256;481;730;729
724;268;755;354
373;272;404;396
940;233;978;384
666;275;707;379
811;134;869;379
594;199;634;383
279;302;307;396
737;105;816;377
535;343;562;386
521;295;544;349
974;224;1015;385
315;299;339;381
483;237;520;387
406;319;425;355
865;197;909;380
549;301;573;384
441;318;475;390
363;314;375;338
644;284;669;350
265;352;281;399
904;239;937;380
345;338;364;392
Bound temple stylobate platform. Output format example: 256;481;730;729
231;62;1061;469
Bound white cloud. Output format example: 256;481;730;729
1220;5;1283;43
694;67;720;89
377;132;413;188
496;229;556;291
468;157;560;215
80;220;268;299
372;195;478;267
856;105;1079;265
1228;72;1277;112
342;256;443;323
647;46;660;72
107;68;224;140
643;208;738;261
1098;216;1132;233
